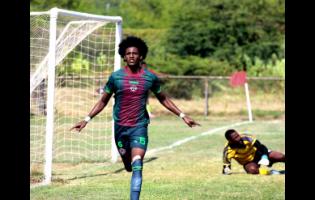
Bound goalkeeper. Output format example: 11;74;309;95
222;129;285;175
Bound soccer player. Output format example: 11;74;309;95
71;36;200;200
222;129;285;175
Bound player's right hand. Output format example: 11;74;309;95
182;116;201;127
70;121;87;132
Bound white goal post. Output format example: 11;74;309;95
30;7;122;186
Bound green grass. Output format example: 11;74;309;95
30;117;285;200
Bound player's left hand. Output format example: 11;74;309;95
183;116;201;127
258;155;270;166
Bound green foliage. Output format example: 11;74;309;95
166;0;285;71
58;52;90;75
149;54;231;76
71;53;89;73
117;0;184;28
161;79;194;99
31;0;285;77
247;55;285;77
166;2;216;58
96;52;107;71
30;0;116;15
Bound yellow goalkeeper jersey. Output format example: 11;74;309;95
223;134;257;165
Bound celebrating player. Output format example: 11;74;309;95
71;36;200;200
222;129;285;175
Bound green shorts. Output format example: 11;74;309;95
114;124;148;156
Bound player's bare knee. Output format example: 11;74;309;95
246;165;259;174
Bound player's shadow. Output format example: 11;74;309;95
230;169;285;175
272;169;285;174
113;157;158;174
65;157;158;181
279;170;285;174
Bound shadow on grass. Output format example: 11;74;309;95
113;157;158;174
229;169;285;175
65;157;158;181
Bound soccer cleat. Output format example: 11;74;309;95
258;158;269;166
258;155;270;166
122;159;132;172
124;163;132;172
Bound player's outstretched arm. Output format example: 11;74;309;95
70;92;113;132
223;147;232;175
155;92;200;127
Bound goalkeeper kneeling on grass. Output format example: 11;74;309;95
222;129;285;175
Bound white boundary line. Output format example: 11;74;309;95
146;121;252;156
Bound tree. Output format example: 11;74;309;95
165;0;285;70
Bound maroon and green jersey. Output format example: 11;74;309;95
104;66;161;126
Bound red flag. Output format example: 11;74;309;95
230;71;247;87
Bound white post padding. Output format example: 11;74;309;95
111;21;123;163
244;82;253;122
43;7;58;185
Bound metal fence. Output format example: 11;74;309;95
31;75;285;121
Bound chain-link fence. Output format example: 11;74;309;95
148;75;284;121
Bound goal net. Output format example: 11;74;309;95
30;8;122;186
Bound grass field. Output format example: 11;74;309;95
30;116;285;200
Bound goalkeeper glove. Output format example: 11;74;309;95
222;166;232;175
258;154;270;166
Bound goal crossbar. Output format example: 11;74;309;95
31;7;122;22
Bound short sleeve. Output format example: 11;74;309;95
151;75;162;94
103;74;115;94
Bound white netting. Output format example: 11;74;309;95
30;19;107;94
30;9;121;185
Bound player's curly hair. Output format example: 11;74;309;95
118;36;148;60
225;129;236;140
